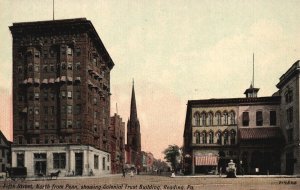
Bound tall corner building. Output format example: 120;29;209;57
10;18;114;177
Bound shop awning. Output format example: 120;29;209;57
42;79;48;84
60;76;66;82
239;127;283;140
49;78;55;84
194;156;218;166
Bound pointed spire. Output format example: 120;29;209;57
130;79;138;121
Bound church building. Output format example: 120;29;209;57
125;81;142;171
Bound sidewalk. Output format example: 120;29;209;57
174;174;300;178
0;173;122;181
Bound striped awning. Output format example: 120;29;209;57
60;76;66;82
42;79;48;84
55;77;60;83
67;76;73;82
34;78;40;84
194;155;218;166
27;78;33;84
49;78;55;84
239;127;283;140
75;77;81;82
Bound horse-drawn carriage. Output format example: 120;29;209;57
6;167;27;181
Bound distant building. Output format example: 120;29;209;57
125;82;142;171
183;61;300;175
109;113;125;174
10;18;114;177
0;130;11;173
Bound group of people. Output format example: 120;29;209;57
122;168;135;178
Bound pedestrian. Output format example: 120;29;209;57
130;169;134;177
122;168;126;178
219;167;222;177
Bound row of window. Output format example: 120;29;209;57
21;46;79;59
19;90;81;102
18;62;82;74
194;111;236;126
16;152;109;171
194;130;236;145
242;111;276;126
17;135;81;145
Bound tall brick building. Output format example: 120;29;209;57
10;18;114;177
109;113;125;174
183;61;300;175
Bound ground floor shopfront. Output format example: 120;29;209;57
187;146;282;175
11;145;111;177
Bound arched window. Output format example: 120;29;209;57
208;112;213;126
201;112;206;127
230;130;236;144
195;132;200;144
215;112;221;125
194;112;200;126
202;131;207;144
223;131;229;145
216;131;222;145
223;111;228;125
229;111;235;125
209;131;214;144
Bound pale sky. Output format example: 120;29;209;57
1;0;300;159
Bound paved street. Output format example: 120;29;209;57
1;175;299;190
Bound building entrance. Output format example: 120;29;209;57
75;153;83;175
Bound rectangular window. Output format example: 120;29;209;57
67;91;72;99
35;121;40;129
61;91;66;98
67;62;72;70
17;153;24;167
43;66;48;72
75;105;81;114
102;157;105;170
94;155;99;169
270;111;276;125
67;47;72;56
287;107;293;123
93;125;97;132
67;120;72;128
76;121;81;128
34;52;40;58
242;112;249;126
61;120;66;128
287;128;293;143
34;65;39;72
43;91;48;100
76;48;81;56
53;153;66;169
67;105;72;114
34;93;39;100
18;136;23;144
61;105;66;114
50;92;55;100
256;111;263;126
50;106;54;115
61;62;66;70
75;62;81;70
35;107;39;115
50;65;55;72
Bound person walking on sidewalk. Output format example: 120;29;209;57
122;168;126;178
130;169;134;177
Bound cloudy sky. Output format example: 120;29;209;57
1;0;300;159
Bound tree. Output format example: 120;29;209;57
163;145;180;171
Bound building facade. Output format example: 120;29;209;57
183;61;300;175
109;113;125;174
0;130;11;175
125;82;142;171
10;18;114;177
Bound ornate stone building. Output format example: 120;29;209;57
125;82;142;171
0;130;11;175
109;113;125;174
10;18;114;177
183;61;300;175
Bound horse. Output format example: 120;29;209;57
49;170;60;179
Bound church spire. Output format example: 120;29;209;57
130;79;138;121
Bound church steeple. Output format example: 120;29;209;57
130;79;138;121
244;53;259;98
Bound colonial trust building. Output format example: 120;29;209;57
183;61;300;175
10;18;114;177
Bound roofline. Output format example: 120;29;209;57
276;60;300;88
187;96;281;107
0;130;12;145
9;18;114;69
